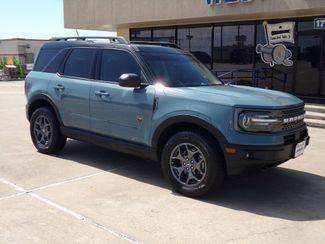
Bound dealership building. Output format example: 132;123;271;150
64;0;325;101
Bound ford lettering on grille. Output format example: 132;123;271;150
283;113;305;124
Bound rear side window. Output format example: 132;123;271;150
63;48;97;79
44;49;69;74
34;49;58;71
100;49;141;82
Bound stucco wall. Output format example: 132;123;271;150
64;0;325;31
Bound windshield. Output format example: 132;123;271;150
139;52;222;87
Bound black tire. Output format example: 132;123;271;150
161;131;226;198
30;107;66;154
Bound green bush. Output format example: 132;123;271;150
12;57;25;78
0;57;5;70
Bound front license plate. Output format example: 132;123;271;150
294;140;306;158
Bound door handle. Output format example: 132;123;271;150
95;91;110;97
54;84;65;91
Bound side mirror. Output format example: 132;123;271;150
119;73;142;88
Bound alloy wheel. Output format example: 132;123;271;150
34;115;52;149
169;143;207;186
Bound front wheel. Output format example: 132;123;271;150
161;131;226;198
30;107;66;154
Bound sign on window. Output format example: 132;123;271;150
256;21;295;67
314;18;325;30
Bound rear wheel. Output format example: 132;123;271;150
30;107;66;154
161;131;225;197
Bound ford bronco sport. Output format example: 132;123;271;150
25;37;309;197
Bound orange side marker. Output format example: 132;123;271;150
225;147;237;154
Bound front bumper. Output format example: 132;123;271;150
223;129;309;175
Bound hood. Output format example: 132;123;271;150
168;85;303;108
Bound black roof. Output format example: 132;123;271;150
41;40;184;55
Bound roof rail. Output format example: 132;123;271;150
50;36;128;44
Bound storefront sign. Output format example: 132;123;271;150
265;22;295;44
314;18;325;29
206;0;252;5
256;21;295;67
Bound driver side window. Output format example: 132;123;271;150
100;49;141;82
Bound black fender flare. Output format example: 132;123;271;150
151;115;228;149
27;93;63;125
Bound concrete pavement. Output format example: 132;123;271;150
0;81;324;243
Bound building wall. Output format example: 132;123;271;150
0;39;47;64
117;28;130;41
64;0;325;32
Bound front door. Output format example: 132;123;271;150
90;49;155;145
295;30;325;98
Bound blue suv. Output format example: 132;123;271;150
25;37;309;197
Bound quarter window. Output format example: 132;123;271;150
34;50;58;71
63;48;97;79
44;49;69;74
100;50;141;82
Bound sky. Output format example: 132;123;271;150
0;0;116;40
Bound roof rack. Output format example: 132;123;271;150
130;41;181;49
50;36;128;44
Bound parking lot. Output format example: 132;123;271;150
0;80;324;243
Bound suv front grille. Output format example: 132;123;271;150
280;105;305;131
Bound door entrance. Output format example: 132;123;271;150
295;30;325;98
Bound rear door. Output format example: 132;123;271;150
50;48;97;131
90;49;155;145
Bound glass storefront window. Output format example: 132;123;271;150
177;26;212;67
153;28;176;43
214;25;254;86
213;26;222;67
295;20;325;97
221;25;239;68
130;29;152;41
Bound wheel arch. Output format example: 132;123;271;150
27;94;62;125
152;115;227;160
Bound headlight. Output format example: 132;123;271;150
236;111;281;132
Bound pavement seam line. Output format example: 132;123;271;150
0;177;140;243
28;192;86;220
29;171;106;192
0;193;25;201
0;178;27;192
29;164;133;192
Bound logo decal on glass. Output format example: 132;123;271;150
256;21;295;67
